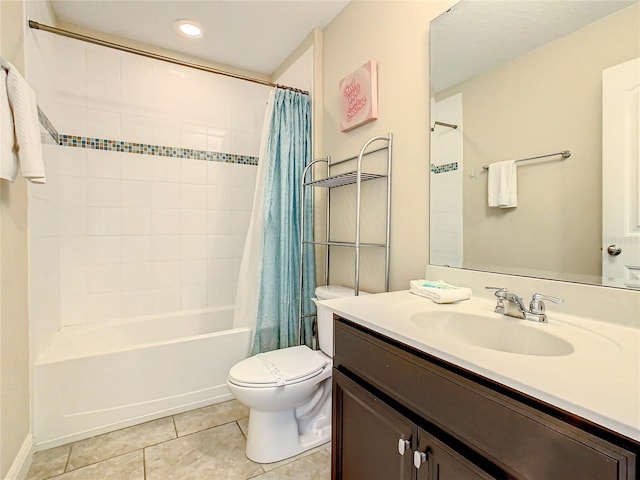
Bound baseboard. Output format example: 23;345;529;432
4;434;33;480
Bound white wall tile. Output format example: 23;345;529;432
207;282;233;308
60;236;88;267
87;207;121;236
231;186;255;212
87;236;121;264
152;118;181;147
86;46;121;105
180;210;207;235
152;182;180;209
59;175;87;206
87;108;121;140
121;290;152;319
121;180;152;208
56;102;88;137
181;259;207;286
121;56;154;111
180;184;207;210
121;208;152;235
151;235;181;262
181;285;207;310
206;128;231;152
152;209;181;235
180;235;207;260
180;158;207;184
87;149;121;178
180;123;207;151
151;261;181;288
61;294;88;326
59;206;87;236
230;130;260;157
121;113;153;144
207;210;233;235
87;292;121;323
152;156;181;182
61;266;88;296
87;264;121;294
87;178;121;207
121;153;152;181
121;262;151;291
121;236;152;263
152;287;181;314
59;146;88;177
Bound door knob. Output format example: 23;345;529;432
397;439;410;455
607;245;622;256
413;450;428;469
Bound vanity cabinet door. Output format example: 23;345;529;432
415;429;496;480
333;369;414;480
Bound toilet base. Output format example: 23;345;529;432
245;401;331;464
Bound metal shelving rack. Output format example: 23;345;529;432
298;133;393;344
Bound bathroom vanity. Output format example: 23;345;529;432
326;291;640;480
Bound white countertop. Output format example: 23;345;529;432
322;290;640;442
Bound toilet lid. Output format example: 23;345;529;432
228;345;328;388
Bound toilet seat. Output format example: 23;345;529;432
228;345;328;388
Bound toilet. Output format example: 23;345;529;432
227;285;366;464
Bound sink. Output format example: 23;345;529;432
410;311;574;356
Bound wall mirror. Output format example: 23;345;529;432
429;0;639;289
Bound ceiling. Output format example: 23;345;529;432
49;0;350;75
431;0;636;93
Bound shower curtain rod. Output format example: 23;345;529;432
28;20;309;95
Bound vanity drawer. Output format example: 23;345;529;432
334;317;636;480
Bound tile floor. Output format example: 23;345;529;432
27;400;331;480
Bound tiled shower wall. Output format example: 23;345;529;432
26;17;269;356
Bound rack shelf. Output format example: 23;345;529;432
298;133;393;347
304;171;386;188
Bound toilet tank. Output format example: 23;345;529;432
314;286;369;357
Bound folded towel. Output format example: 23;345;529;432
409;279;472;304
0;59;46;184
488;160;516;208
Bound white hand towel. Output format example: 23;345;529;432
409;280;472;304
0;66;18;182
0;59;46;184
487;160;516;208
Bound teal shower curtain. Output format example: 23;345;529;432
252;89;316;354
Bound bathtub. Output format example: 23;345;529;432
33;307;251;449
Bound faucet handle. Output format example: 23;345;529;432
529;293;564;314
485;286;508;298
485;286;508;314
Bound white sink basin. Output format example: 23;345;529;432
411;311;574;356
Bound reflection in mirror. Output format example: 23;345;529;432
429;0;639;289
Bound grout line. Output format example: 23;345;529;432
143;447;147;480
63;444;73;473
172;415;179;438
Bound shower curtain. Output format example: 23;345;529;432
234;88;316;354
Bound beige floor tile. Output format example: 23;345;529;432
67;417;176;471
249;450;330;480
237;417;249;437
145;421;263;480
261;442;330;472
53;451;143;480
26;444;71;480
173;399;249;436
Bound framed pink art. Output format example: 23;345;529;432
339;60;378;132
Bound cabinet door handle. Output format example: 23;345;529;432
413;450;428;469
398;438;411;455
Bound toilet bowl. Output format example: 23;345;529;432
226;285;367;464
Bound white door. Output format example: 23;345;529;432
602;57;640;288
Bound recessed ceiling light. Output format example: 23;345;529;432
175;20;202;38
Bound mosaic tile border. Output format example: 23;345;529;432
430;162;458;174
57;134;259;166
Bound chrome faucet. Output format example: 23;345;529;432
485;287;564;323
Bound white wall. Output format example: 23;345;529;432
27;23;269;358
322;1;456;292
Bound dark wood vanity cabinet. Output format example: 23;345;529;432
332;316;639;480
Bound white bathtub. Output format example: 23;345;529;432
33;307;251;449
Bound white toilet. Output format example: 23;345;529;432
227;286;365;464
